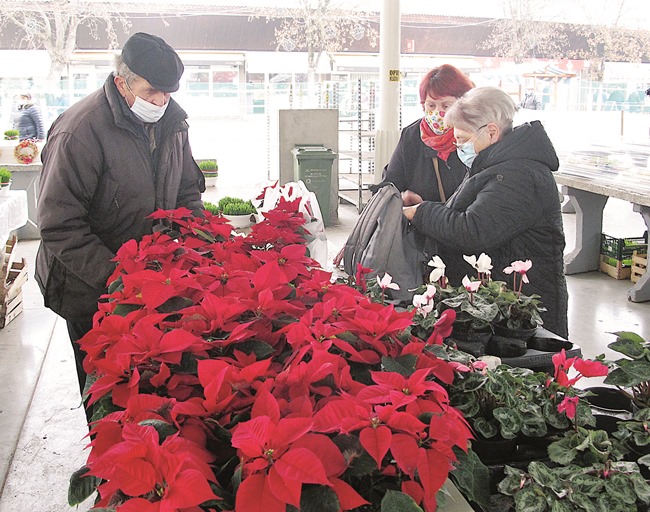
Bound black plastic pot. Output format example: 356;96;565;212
493;323;537;341
450;328;492;357
487;335;528;358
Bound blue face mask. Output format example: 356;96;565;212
456;125;487;168
457;141;477;167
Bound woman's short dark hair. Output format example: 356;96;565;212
419;64;475;104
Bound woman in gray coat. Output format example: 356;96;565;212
403;87;568;338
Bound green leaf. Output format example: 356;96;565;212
527;461;559;489
299;484;340;512
112;303;143;317
497;465;527;496
68;466;100;506
346;450;377;477
382;354;417;377
473;417;498;439
232;339;275;359
513;485;547;512
494;406;522;439
139;419;178;443
605;472;637;505
548;435;578;465
157;295;194;313
107;275;123;294
608;332;648;358
450;448;491;508
191;227;217;243
380;490;423;511
629;470;650;504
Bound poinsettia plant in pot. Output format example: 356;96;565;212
68;200;474;512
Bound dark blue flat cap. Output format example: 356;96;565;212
122;32;184;93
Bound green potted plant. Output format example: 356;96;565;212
197;159;218;187
0;167;12;196
202;200;219;215
492;260;546;341
218;196;256;229
3;129;19;141
598;331;650;410
498;457;650;511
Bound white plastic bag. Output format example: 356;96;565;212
258;181;328;268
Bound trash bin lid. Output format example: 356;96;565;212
291;145;337;158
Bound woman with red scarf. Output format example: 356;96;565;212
379;65;474;205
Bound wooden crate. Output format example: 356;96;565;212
0;258;28;329
631;251;648;284
2;235;18;285
599;254;631;280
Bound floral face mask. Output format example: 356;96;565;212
423;110;447;135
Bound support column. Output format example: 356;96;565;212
374;0;401;183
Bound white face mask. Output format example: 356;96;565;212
125;81;169;123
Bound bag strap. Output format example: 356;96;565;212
433;157;446;202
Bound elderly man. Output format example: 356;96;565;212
35;32;205;406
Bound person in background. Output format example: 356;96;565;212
520;87;541;110
35;32;205;414
334;64;474;267
14;92;46;140
403;86;568;338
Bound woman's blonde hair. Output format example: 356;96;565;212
445;86;517;134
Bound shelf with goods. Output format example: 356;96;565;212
337;79;377;212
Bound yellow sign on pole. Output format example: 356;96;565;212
389;69;401;82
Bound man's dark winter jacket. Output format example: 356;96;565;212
35;74;205;321
411;121;568;338
379;119;467;202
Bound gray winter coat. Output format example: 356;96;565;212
35;74;205;321
411;121;568;338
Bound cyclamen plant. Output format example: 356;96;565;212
68;200;473;512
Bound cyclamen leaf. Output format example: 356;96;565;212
513;485;547;512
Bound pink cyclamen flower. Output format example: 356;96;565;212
462;275;481;293
557;396;579;420
503;260;533;283
378;273;400;291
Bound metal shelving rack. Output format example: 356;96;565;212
338;79;376;212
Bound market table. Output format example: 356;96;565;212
0;190;29;248
2;164;41;240
555;142;650;302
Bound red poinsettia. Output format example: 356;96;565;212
68;202;470;512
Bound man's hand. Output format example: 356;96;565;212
401;190;423;206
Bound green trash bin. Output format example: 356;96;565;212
291;145;337;226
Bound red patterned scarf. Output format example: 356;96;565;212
420;118;456;162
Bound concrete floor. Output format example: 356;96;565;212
0;186;648;511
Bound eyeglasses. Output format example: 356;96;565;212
453;124;488;149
